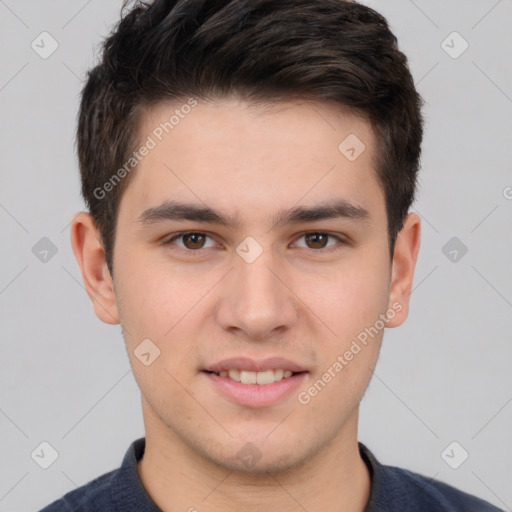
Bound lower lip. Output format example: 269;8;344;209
203;371;308;408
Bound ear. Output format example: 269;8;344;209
70;211;120;324
386;212;421;328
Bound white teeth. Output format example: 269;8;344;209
228;369;241;382
217;369;296;384
274;369;284;380
240;370;257;384
256;370;275;385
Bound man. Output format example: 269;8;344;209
39;0;503;510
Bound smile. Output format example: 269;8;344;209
210;369;296;385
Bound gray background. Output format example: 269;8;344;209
0;1;511;510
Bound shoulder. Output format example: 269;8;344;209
386;464;503;511
37;438;156;512
360;443;504;512
37;437;150;512
37;469;116;512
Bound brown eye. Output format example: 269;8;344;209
164;232;216;251
293;232;346;251
182;233;206;249
304;233;329;249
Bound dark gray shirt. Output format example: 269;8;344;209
38;437;503;511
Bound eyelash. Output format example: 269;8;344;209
161;231;348;254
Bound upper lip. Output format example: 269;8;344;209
204;357;308;373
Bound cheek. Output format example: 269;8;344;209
294;252;389;400
114;261;198;405
296;274;387;419
113;254;215;379
295;254;390;337
114;249;192;335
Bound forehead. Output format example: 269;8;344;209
119;97;384;228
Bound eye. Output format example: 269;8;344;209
162;231;347;254
163;232;217;251
292;232;346;251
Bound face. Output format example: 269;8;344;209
92;98;404;473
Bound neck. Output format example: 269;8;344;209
137;411;371;512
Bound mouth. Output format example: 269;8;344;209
202;357;309;407
204;368;303;385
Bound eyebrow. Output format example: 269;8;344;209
136;199;371;230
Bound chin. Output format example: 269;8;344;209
224;450;308;475
197;437;321;476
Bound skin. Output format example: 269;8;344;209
71;97;421;512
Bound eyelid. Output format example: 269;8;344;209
162;231;220;250
291;231;348;250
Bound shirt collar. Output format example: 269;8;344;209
359;441;408;510
110;437;393;511
110;437;161;511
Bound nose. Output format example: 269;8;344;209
215;247;299;342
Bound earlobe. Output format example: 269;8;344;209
386;212;421;328
70;211;120;325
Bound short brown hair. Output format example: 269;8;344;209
77;0;424;275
